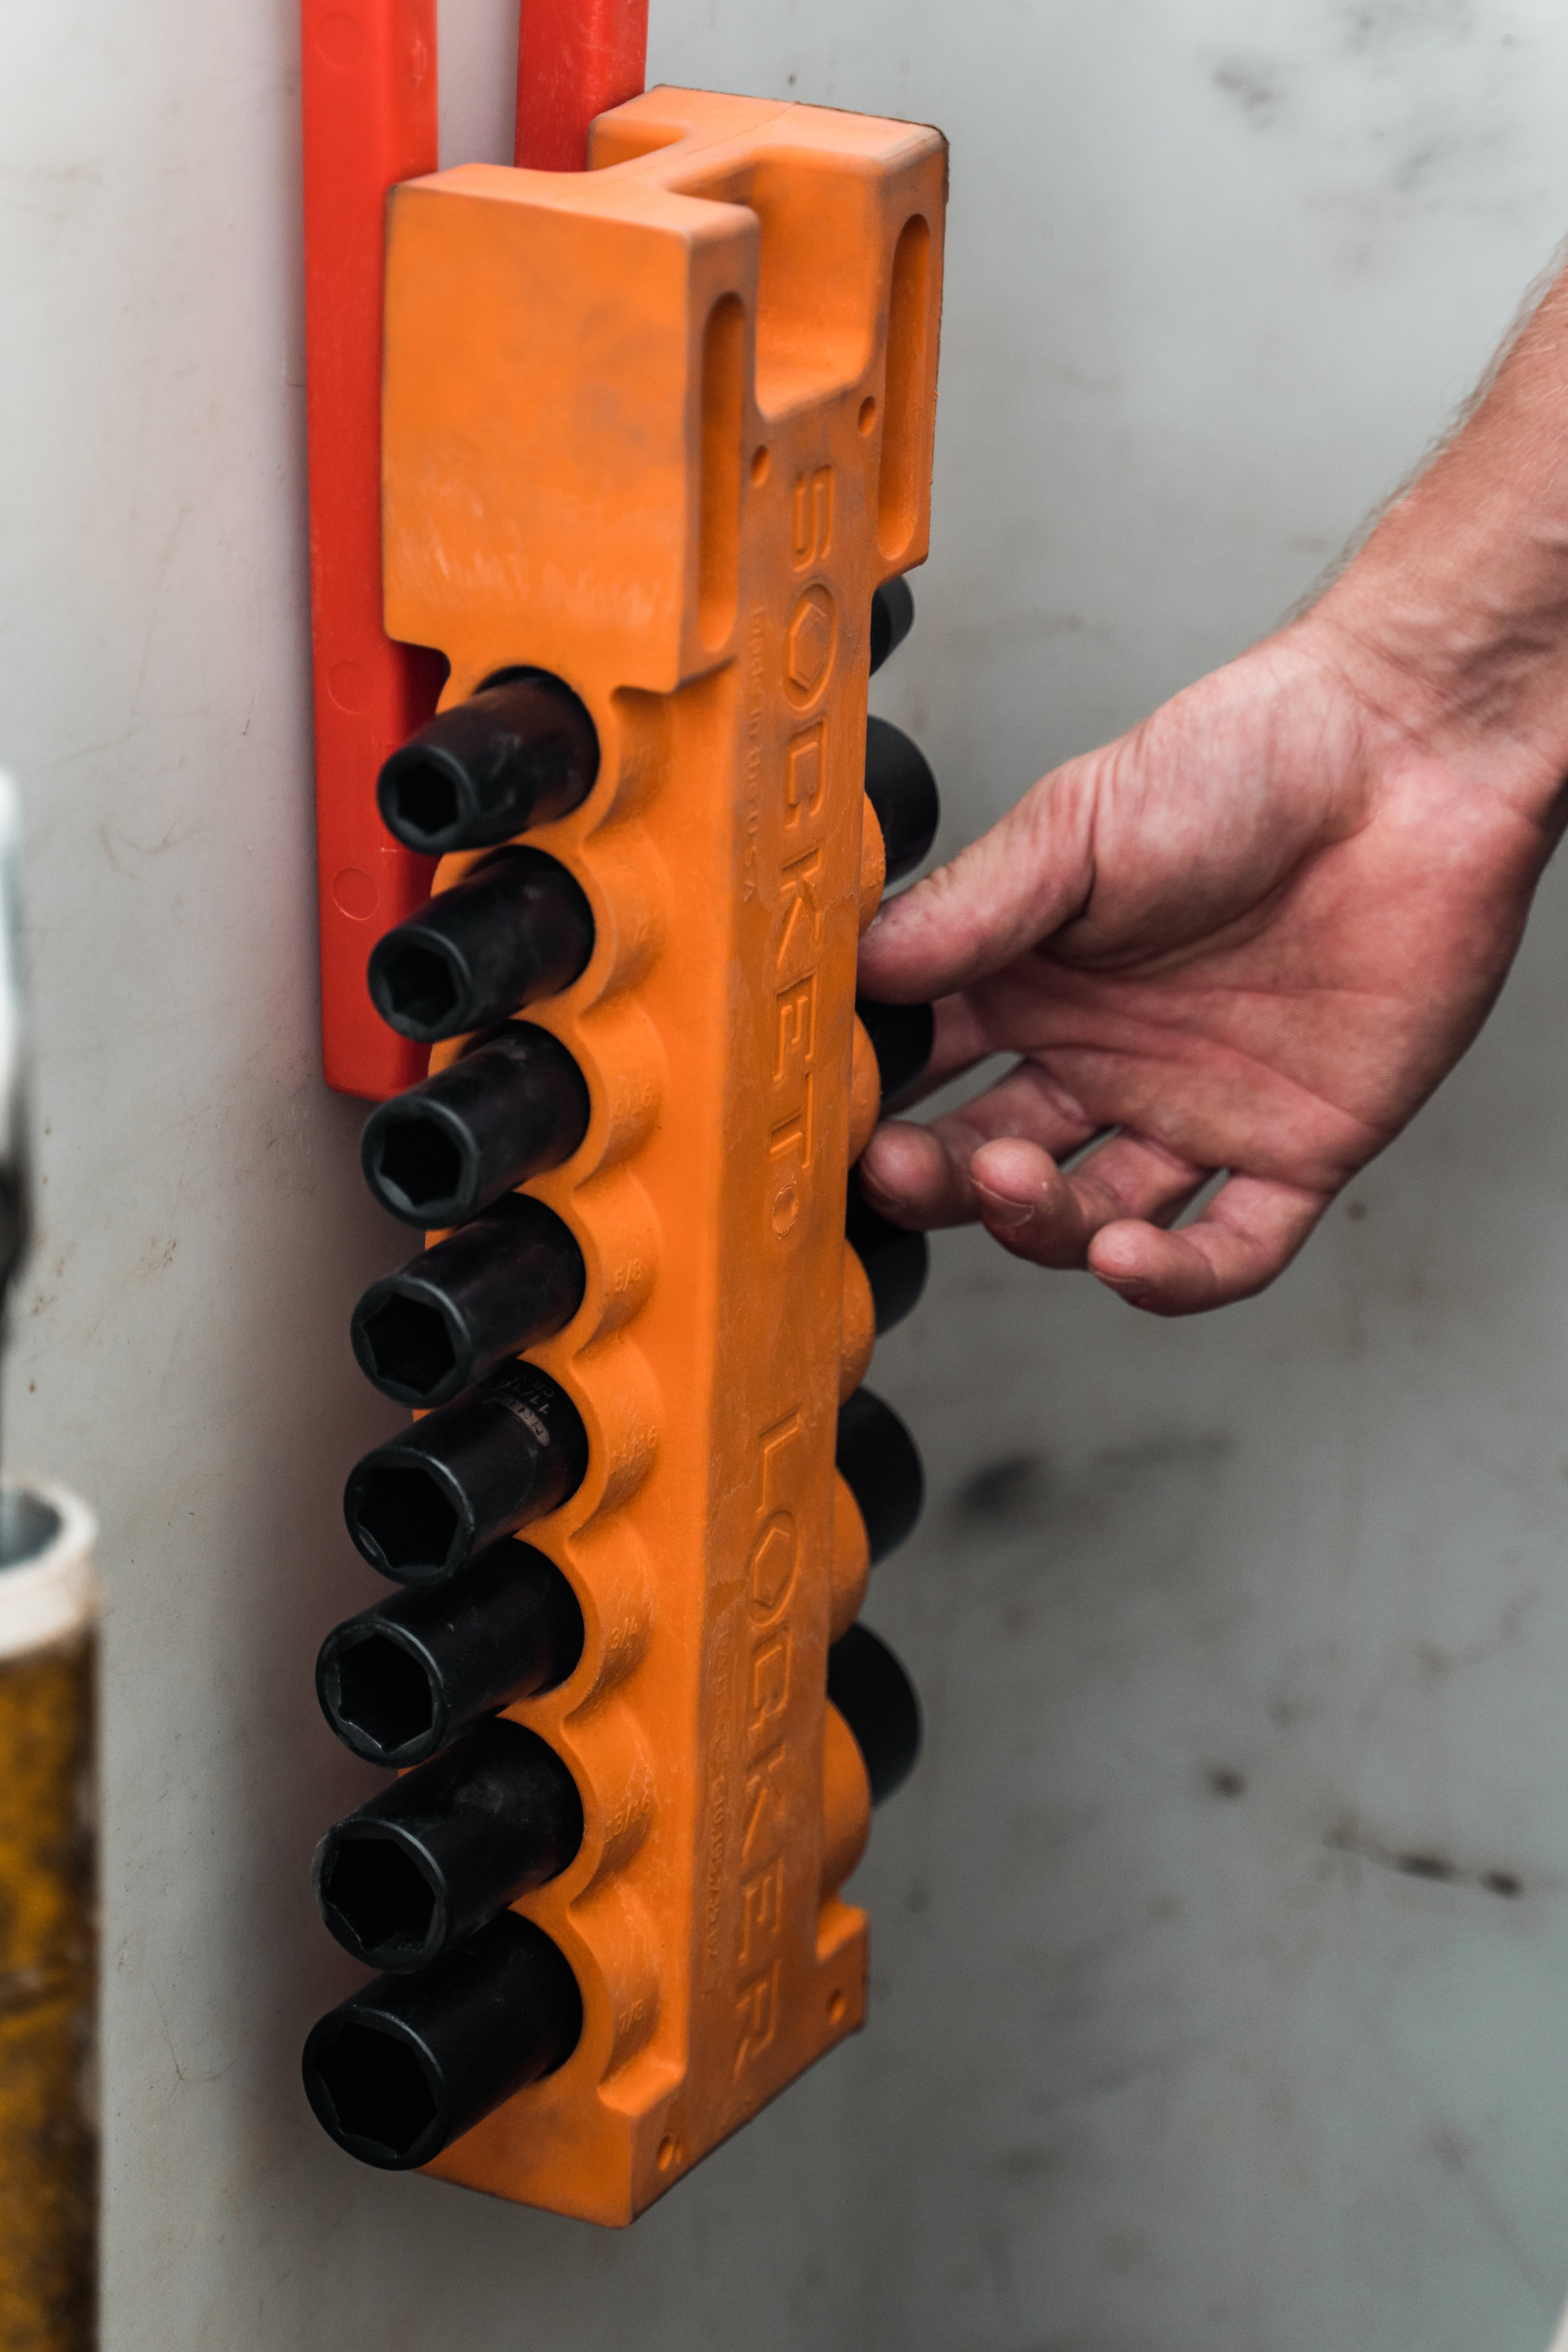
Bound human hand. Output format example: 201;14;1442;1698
855;616;1563;1313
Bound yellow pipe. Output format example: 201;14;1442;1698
0;1484;97;2352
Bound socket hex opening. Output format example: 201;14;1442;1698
352;1464;461;1580
384;755;459;850
330;1631;437;1759
358;1292;457;1402
318;1830;440;1967
377;939;459;1035
371;1114;465;1221
307;2017;438;2167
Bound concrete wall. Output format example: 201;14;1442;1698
3;0;1567;2343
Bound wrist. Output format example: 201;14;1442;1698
1303;543;1568;822
1299;317;1568;821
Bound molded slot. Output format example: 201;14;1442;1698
877;215;931;561
697;295;745;649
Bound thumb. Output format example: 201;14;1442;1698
856;750;1099;1002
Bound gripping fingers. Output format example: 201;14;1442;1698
1086;1174;1330;1315
859;1059;1101;1231
857;758;1098;1002
858;1117;980;1227
969;1131;1211;1269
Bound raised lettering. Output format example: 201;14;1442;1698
734;1961;781;2075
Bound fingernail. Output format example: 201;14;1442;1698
1099;1273;1152;1305
974;1183;1032;1231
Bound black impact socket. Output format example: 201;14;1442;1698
360;1023;590;1231
837;1385;924;1565
864;716;939;884
302;1910;581;2171
828;1622;922;1806
846;1174;929;1336
377;669;599;856
315;1539;585;1769
856;996;935;1106
351;1194;585;1410
312;1715;583;1974
367;847;594;1046
344;1359;588;1585
869;576;915;676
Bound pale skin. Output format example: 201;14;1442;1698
856;257;1568;1315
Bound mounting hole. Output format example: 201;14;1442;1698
827;1989;847;2025
857;396;877;435
656;2134;679;2171
750;446;771;485
332;866;378;919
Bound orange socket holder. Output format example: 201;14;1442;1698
381;85;945;2220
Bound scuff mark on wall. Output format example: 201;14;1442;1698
1326;1814;1533;1900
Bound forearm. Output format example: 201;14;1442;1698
1309;252;1568;819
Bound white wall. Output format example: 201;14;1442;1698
4;1;1568;2344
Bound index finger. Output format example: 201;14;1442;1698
857;757;1098;1003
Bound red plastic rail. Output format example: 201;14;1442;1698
302;0;443;1099
514;0;651;170
301;0;650;1099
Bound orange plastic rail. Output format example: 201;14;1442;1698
301;0;650;1097
381;85;945;2222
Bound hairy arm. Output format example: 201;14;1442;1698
855;257;1568;1314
